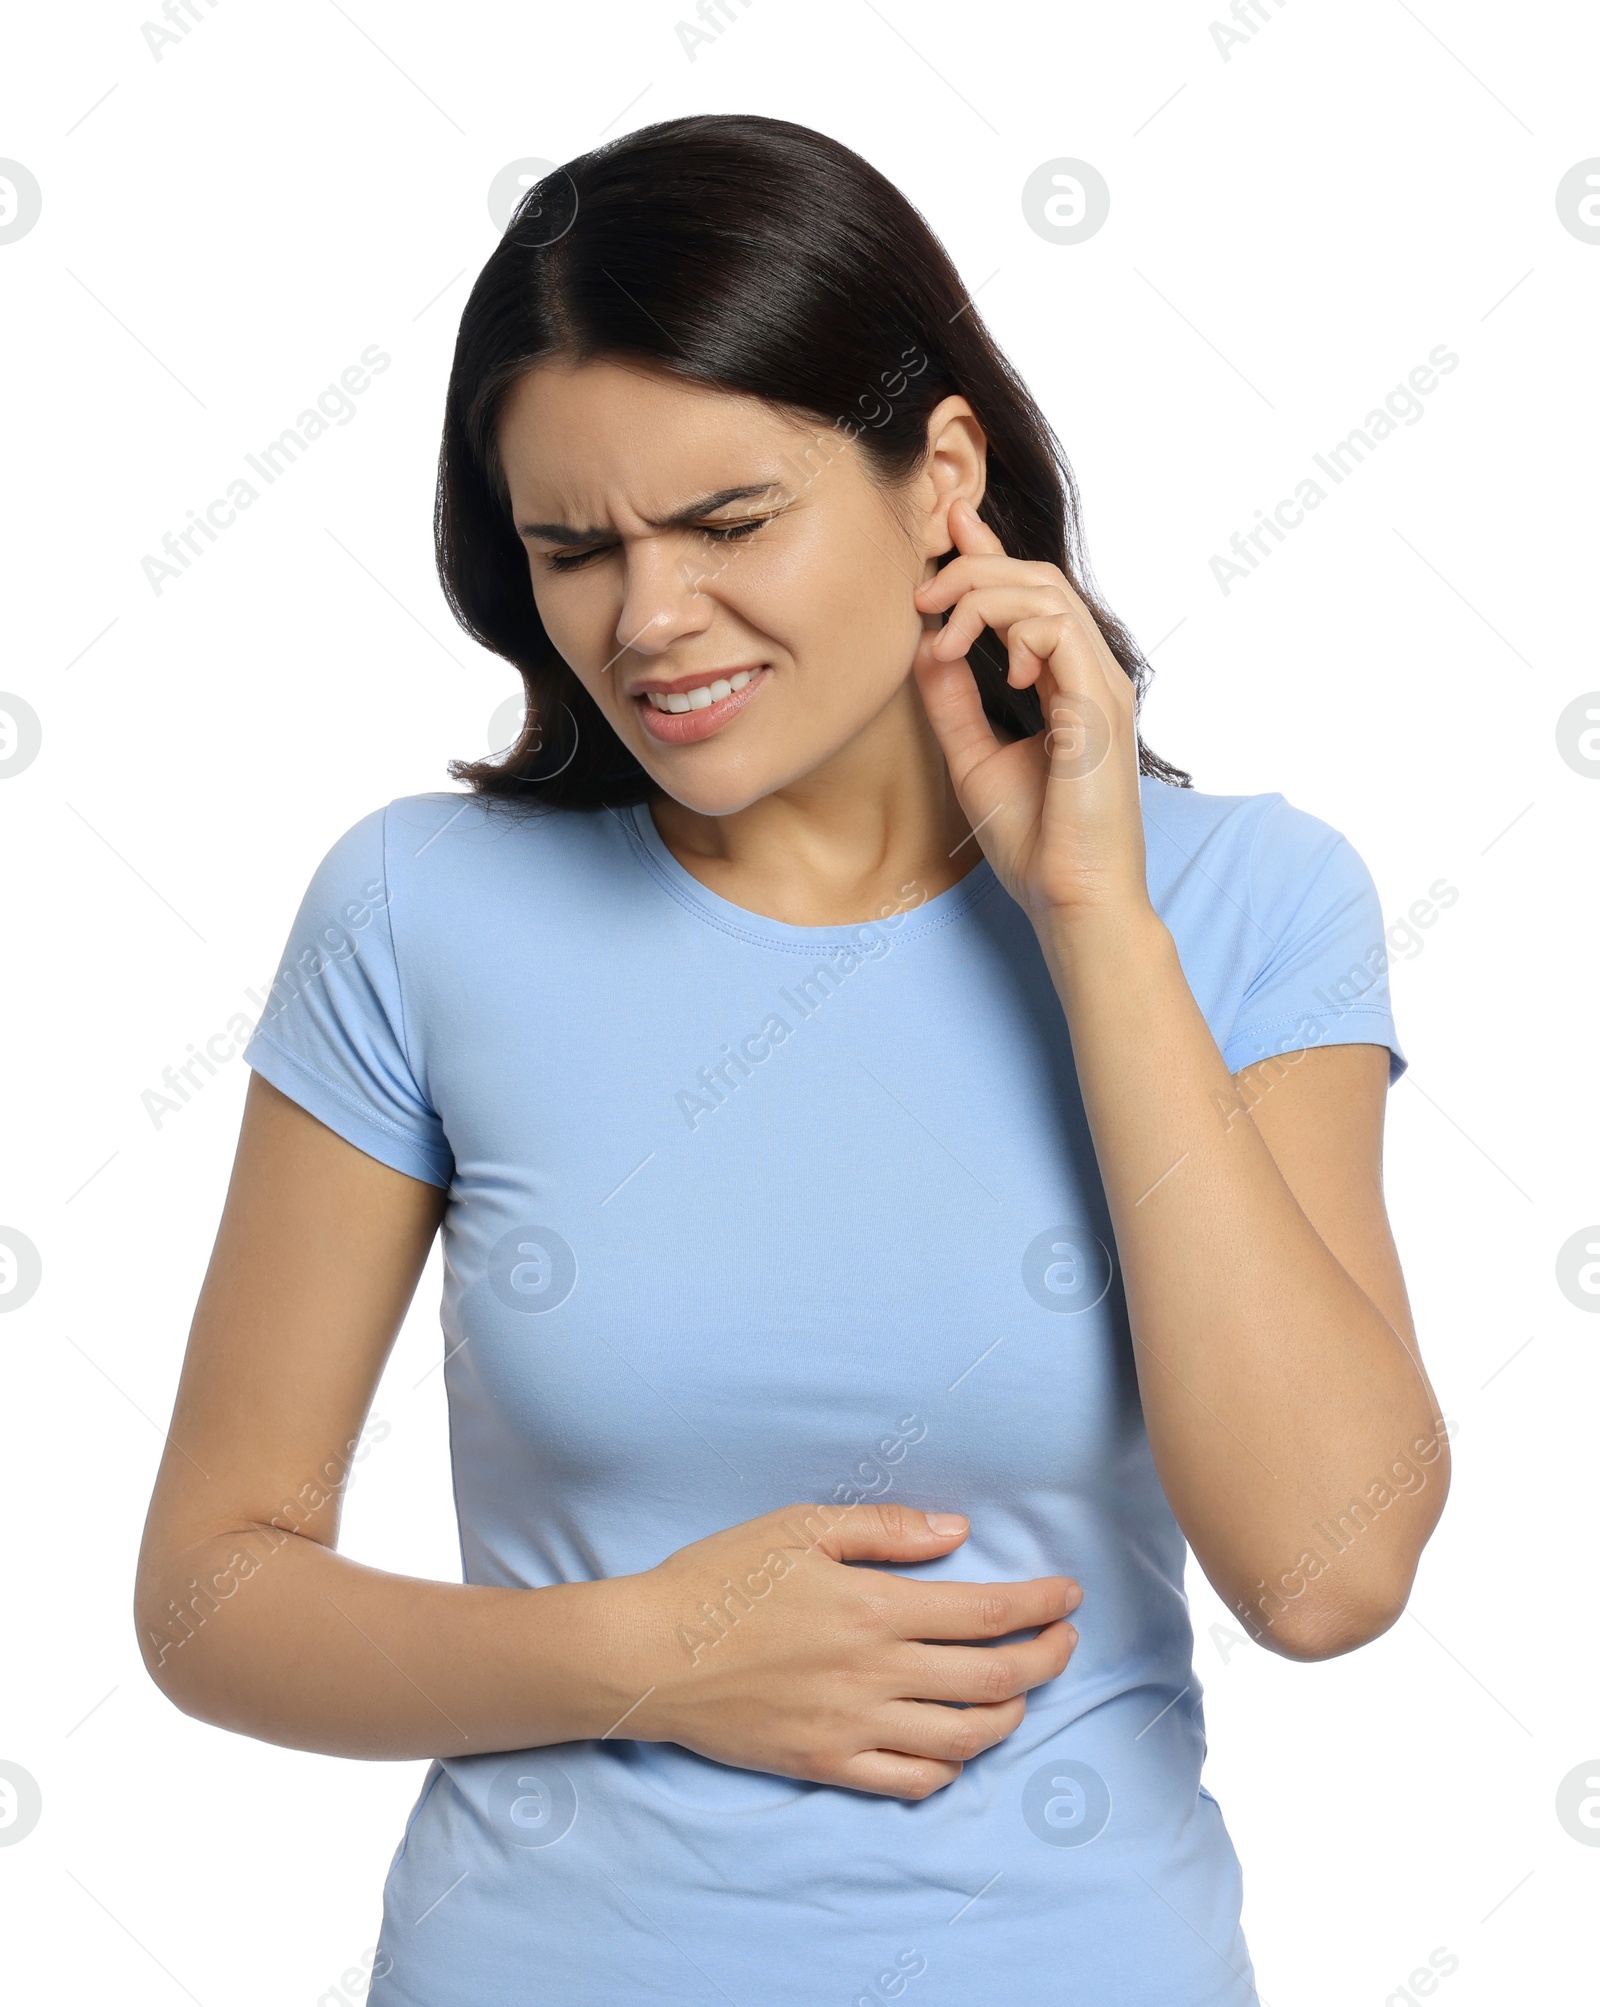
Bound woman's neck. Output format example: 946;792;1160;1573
646;678;984;928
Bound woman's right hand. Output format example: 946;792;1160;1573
598;1502;1082;1800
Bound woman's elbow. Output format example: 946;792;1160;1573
1257;1584;1409;1661
132;1541;237;1723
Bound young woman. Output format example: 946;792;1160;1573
136;114;1448;2004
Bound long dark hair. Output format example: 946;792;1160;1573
438;113;1190;806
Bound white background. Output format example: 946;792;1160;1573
2;1;1597;2001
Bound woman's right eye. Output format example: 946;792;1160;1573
540;516;776;574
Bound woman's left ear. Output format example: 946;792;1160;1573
916;397;987;558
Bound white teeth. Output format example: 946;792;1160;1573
645;668;761;714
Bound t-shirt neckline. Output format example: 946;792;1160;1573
620;798;1001;952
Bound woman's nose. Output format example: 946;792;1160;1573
616;539;717;657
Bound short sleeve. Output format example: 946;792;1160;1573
241;804;454;1186
1223;796;1408;1085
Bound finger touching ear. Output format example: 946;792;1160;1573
911;630;1002;784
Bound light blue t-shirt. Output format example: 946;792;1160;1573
242;776;1405;2007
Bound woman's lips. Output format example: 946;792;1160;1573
633;666;770;745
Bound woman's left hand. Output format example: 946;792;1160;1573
911;496;1154;931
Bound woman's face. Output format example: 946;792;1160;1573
496;357;981;814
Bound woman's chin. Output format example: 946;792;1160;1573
630;733;822;819
642;767;786;818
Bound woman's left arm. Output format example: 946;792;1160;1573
1035;906;1445;1659
913;498;1448;1661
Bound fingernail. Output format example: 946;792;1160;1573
1063;1623;1079;1646
924;1512;967;1535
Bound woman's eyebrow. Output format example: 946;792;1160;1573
516;483;781;542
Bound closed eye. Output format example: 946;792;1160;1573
542;515;776;573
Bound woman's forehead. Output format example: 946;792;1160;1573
499;363;854;521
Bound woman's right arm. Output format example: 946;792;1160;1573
133;1072;627;1759
135;1073;1079;1795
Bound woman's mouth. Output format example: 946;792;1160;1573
633;666;770;745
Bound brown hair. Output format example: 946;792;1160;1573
436;112;1190;807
